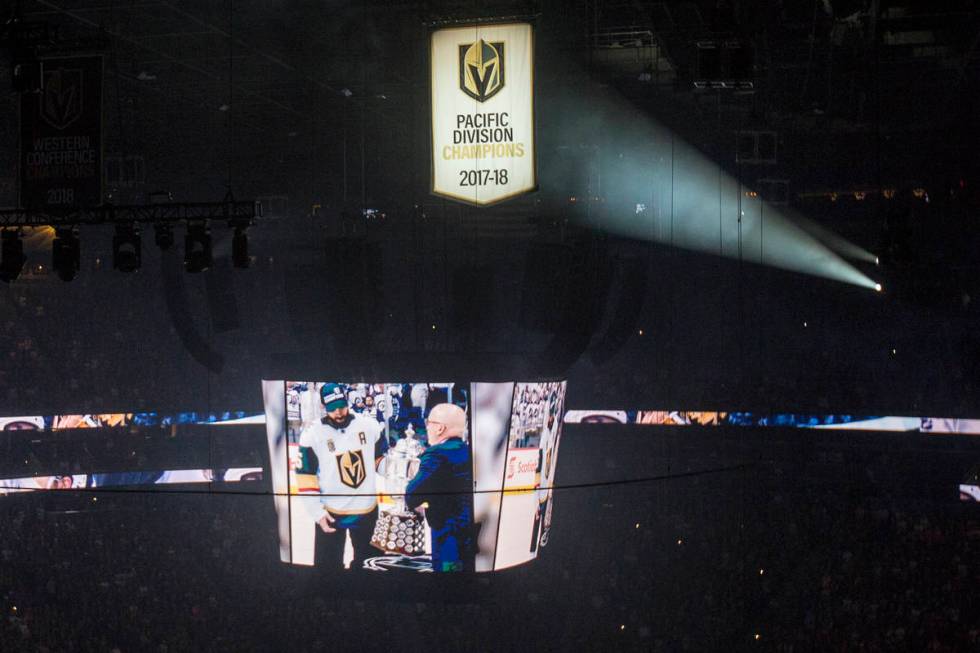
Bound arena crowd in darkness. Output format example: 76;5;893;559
1;426;976;652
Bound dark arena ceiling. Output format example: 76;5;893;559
4;0;977;206
0;0;979;414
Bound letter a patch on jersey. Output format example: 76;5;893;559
336;450;366;488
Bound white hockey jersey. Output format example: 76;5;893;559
299;413;384;516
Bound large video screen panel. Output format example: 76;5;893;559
494;381;567;570
262;379;567;573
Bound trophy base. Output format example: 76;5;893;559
371;510;424;555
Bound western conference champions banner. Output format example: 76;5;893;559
20;56;104;211
431;23;536;206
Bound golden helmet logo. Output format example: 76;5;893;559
336;450;366;488
41;67;83;130
459;39;504;102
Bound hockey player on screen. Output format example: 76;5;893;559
295;383;388;569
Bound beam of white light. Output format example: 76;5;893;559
785;209;878;265
549;88;879;290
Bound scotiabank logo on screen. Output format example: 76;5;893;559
506;456;537;479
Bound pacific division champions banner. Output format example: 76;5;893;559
431;23;535;206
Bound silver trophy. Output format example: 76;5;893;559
371;423;426;555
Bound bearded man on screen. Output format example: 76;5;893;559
295;383;388;569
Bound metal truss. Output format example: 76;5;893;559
0;201;261;229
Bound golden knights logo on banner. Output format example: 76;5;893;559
459;40;504;101
41;67;84;130
20;56;104;211
431;23;535;206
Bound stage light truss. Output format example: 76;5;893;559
0;201;261;229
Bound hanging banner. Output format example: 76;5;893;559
20;56;104;211
431;23;535;206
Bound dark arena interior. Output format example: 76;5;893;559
1;1;979;651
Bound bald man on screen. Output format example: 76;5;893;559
406;403;475;572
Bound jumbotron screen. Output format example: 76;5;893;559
261;380;567;573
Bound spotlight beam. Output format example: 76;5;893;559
549;85;879;290
785;209;878;265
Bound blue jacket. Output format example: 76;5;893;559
405;437;472;533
